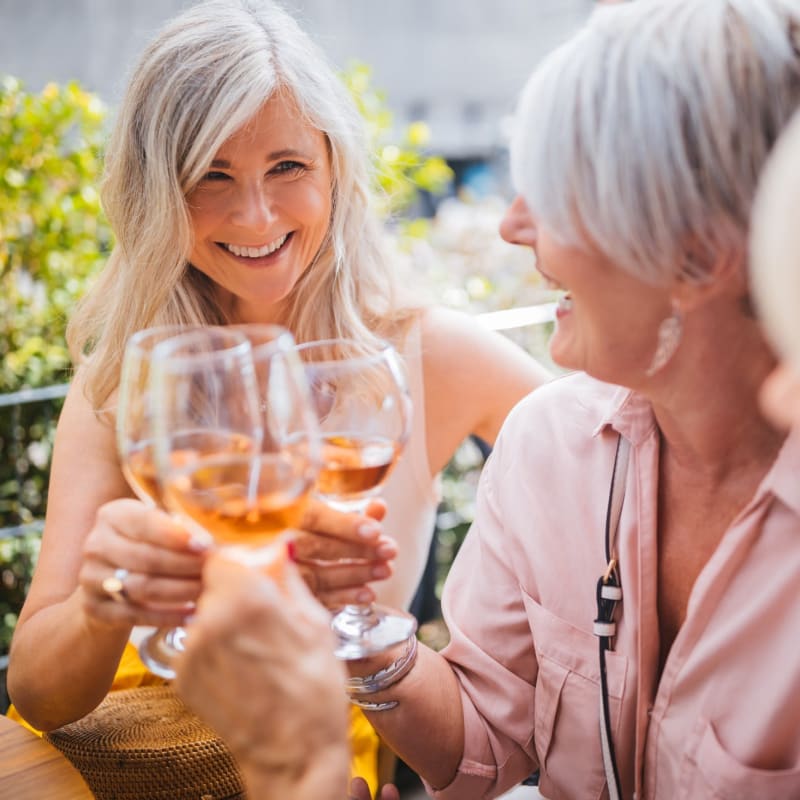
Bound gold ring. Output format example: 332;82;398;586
102;568;130;603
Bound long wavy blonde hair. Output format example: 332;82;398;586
68;0;419;408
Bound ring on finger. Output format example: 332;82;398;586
101;568;130;604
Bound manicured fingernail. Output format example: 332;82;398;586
187;533;211;552
376;543;397;559
371;564;390;579
286;540;297;563
358;522;380;539
356;589;373;603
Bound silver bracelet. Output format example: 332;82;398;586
346;636;418;710
349;698;400;711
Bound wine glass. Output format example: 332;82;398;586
294;338;416;660
116;325;199;679
150;326;318;571
226;323;322;564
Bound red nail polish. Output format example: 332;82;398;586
286;540;297;563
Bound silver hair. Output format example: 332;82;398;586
511;0;800;286
751;109;800;369
69;0;414;406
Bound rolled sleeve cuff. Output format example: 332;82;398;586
423;685;499;799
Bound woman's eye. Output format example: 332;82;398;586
203;171;230;181
272;161;305;175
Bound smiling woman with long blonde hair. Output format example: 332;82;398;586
6;1;549;794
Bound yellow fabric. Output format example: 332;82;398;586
349;703;380;798
5;702;39;735
7;642;381;794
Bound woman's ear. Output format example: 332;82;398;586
672;238;746;313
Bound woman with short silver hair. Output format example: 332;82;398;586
344;1;800;798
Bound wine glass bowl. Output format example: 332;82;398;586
298;339;411;511
315;435;401;510
117;326;198;506
151;326;318;567
294;338;416;660
116;325;199;679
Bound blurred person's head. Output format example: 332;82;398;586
500;0;800;388
751;110;800;430
69;0;400;406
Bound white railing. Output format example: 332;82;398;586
476;302;556;331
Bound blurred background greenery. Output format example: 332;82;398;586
1;77;111;665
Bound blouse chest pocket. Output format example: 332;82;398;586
678;718;800;800
522;591;629;800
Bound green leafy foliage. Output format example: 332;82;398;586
0;77;109;673
0;533;40;652
0;76;112;395
341;62;453;216
1;77;111;539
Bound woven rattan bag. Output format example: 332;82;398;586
44;685;244;800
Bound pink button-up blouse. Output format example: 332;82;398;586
433;372;800;800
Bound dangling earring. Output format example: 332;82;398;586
645;304;683;377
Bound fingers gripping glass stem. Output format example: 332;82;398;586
295;339;417;660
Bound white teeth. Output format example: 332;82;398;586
557;293;573;312
225;234;288;258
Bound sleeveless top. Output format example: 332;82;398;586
376;319;441;611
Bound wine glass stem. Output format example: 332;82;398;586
341;602;379;628
326;498;379;628
332;499;378;627
325;496;418;658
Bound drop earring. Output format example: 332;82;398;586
645;304;683;377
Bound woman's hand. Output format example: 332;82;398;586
173;550;350;790
292;498;397;609
78;498;209;629
349;777;400;800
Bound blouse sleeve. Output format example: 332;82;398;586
428;423;541;799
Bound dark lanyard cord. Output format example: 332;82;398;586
594;434;629;800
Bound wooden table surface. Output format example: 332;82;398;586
0;714;94;799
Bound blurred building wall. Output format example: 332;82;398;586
0;0;592;158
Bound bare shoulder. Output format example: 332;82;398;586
419;306;551;393
56;368;118;453
418;306;553;464
47;370;129;537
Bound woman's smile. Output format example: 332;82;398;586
554;291;574;317
217;232;293;265
537;267;574;318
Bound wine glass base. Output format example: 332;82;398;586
138;626;187;679
332;604;418;660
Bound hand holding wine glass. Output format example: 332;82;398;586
295;338;415;661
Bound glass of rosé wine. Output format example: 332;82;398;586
116;325;200;679
294;338;416;660
150;326;319;573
